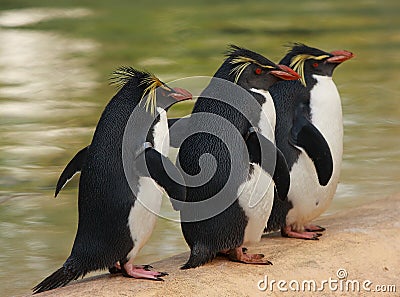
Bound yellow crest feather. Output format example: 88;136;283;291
139;74;163;115
230;56;274;84
110;67;164;115
110;66;137;88
290;54;329;86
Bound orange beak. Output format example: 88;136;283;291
168;87;192;101
327;50;355;63
270;65;301;81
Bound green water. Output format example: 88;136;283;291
0;1;399;296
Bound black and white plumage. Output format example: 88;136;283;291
266;43;354;239
33;68;191;294
176;45;299;269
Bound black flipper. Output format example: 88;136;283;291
290;105;333;186
246;130;290;200
168;117;190;148
136;147;186;210
273;147;291;200
55;146;89;197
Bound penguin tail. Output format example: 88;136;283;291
181;244;216;270
32;264;83;294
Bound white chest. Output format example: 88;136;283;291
237;88;276;243
238;164;275;244
152;107;169;156
309;75;343;163
250;88;276;142
127;176;163;260
126;108;169;260
286;75;343;228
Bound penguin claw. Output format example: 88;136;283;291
142;264;154;270
304;224;326;232
302;233;320;240
238;257;273;265
309;232;322;240
122;263;169;281
228;247;272;265
282;226;323;240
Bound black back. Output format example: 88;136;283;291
271;43;338;169
266;43;336;231
269;80;310;169
33;68;190;293
69;69;159;272
266;81;307;231
178;46;287;268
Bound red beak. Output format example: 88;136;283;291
327;50;355;63
168;87;192;101
270;65;301;81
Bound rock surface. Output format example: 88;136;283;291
31;194;399;297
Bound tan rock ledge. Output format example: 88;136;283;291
31;194;399;297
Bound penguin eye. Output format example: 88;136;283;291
313;62;319;68
255;68;262;75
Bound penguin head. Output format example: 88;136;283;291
216;45;300;93
280;43;354;86
111;66;192;114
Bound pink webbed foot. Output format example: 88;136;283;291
304;224;326;232
122;263;168;281
228;246;272;265
109;262;153;273
282;226;322;240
